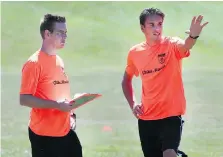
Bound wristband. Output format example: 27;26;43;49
189;35;199;39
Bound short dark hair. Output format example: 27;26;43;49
139;8;165;25
40;14;66;39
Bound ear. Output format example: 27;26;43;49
44;30;51;39
140;24;144;33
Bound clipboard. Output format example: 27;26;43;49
69;93;102;109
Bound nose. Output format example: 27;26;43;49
62;34;67;40
154;26;161;32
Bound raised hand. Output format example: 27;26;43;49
186;15;209;37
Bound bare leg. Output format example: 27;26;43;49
163;149;177;157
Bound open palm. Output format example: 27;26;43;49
186;15;209;37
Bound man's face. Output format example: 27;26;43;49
45;22;67;49
141;15;163;41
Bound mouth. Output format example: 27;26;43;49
153;32;160;36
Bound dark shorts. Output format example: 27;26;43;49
138;116;187;157
28;127;82;157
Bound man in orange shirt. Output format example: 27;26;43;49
121;8;208;157
20;14;82;157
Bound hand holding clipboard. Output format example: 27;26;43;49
69;93;102;109
68;93;101;131
57;93;101;112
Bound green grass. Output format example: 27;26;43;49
1;1;223;157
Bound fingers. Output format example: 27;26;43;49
201;21;209;28
185;30;190;34
195;15;203;24
189;15;208;33
195;15;208;27
191;16;196;25
133;105;143;115
69;103;77;110
133;113;139;119
69;100;76;105
192;15;206;25
68;105;76;112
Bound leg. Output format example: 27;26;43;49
59;130;83;157
68;130;83;157
163;149;177;157
44;136;62;157
28;127;48;157
160;116;185;157
138;119;162;157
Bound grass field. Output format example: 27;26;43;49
1;1;223;157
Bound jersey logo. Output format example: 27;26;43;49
157;53;166;64
52;67;69;85
53;80;69;85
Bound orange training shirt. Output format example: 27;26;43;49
20;50;71;137
125;36;190;120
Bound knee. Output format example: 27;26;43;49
163;149;177;157
77;142;82;152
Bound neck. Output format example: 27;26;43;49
40;41;56;55
145;36;161;46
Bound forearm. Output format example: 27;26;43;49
20;94;59;109
185;35;198;49
178;35;197;53
183;35;197;50
122;80;137;109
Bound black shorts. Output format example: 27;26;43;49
138;116;186;157
28;127;82;157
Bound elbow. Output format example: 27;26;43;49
121;79;126;93
19;95;26;106
121;79;125;86
19;96;24;106
122;72;132;88
121;78;127;88
122;78;131;89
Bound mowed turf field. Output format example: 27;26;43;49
1;1;223;157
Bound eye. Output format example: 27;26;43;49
56;32;61;35
56;31;66;36
159;23;163;26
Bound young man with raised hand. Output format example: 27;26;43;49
122;8;208;157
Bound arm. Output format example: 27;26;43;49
121;72;137;110
20;94;59;109
177;35;197;54
177;15;209;55
19;60;59;109
121;49;142;117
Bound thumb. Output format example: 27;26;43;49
133;113;139;119
185;30;190;34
